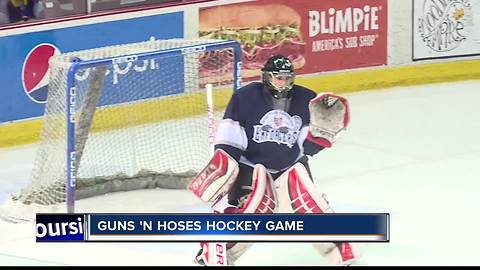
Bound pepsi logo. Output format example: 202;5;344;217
22;43;61;103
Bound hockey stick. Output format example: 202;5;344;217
202;83;228;266
206;83;216;156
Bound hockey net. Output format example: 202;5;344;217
0;38;241;222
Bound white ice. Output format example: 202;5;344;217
0;80;479;266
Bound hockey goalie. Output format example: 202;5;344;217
188;55;359;266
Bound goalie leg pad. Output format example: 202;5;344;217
313;242;360;265
276;163;360;265
195;241;253;266
275;163;332;213
194;164;276;266
195;241;228;266
188;149;239;203
226;242;253;265
237;164;277;214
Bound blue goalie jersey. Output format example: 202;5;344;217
215;82;324;173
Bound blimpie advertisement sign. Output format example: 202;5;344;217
199;0;388;78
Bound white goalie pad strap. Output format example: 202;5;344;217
238;164;277;214
188;149;239;203
275;163;332;214
308;92;350;144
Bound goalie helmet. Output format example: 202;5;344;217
261;55;295;99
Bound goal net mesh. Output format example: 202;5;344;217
4;38;238;217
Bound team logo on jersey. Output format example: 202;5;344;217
253;110;302;148
22;43;61;103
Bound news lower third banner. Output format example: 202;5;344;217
36;213;389;242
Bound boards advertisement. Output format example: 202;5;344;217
0;12;184;123
199;0;388;79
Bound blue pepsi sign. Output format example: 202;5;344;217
0;11;184;123
22;43;61;103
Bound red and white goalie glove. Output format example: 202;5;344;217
188;149;239;204
308;92;350;148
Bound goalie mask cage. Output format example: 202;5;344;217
1;39;241;220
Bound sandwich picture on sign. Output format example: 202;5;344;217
199;3;306;79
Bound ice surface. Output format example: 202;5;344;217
1;80;479;266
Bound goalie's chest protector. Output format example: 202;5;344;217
220;82;316;173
